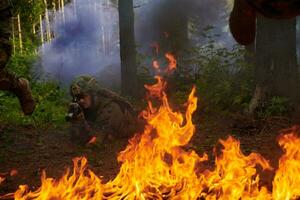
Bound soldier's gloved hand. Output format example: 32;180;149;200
65;102;85;122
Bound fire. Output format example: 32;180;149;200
272;130;300;200
144;76;166;99
152;60;160;69
2;52;300;200
14;157;104;199
10;169;18;177
150;45;177;74
204;136;273;200
88;136;97;145
101;75;206;199
165;52;177;72
0;177;5;185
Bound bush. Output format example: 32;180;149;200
192;44;253;111
0;81;69;128
258;96;290;118
1;38;69;128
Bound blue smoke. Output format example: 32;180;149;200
38;0;120;86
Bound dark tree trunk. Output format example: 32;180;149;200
244;43;263;114
297;17;300;65
255;15;299;103
156;0;189;57
118;0;137;97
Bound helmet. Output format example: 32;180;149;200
70;75;99;97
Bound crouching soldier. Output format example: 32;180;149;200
67;75;136;145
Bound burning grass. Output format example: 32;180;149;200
2;77;298;200
1;52;300;200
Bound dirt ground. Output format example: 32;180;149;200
0;110;299;197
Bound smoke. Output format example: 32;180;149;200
37;0;120;87
36;0;238;86
134;0;236;53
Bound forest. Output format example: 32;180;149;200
0;0;300;199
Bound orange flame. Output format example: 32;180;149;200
150;43;176;74
13;157;104;199
0;177;5;185
272;131;300;200
103;82;206;199
88;136;97;145
144;76;166;99
10;169;18;177
152;60;160;70
204;136;273;199
165;52;177;73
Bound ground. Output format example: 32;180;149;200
0;109;299;197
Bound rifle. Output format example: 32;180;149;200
65;102;85;121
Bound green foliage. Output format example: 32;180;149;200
0;81;69;128
168;27;254;111
191;43;253;110
12;0;45;35
7;39;37;79
258;96;290;118
3;52;70;127
31;81;70;127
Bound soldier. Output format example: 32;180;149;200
67;75;137;145
0;0;35;115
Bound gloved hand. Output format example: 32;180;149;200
65;102;85;121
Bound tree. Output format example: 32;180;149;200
248;16;298;114
229;0;300;113
256;16;298;99
118;0;137;97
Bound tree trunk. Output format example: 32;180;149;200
255;15;299;103
156;0;189;57
297;17;300;65
118;0;137;97
244;43;262;115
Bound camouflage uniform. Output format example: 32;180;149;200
0;0;35;115
69;75;136;144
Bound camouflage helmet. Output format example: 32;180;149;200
70;75;100;97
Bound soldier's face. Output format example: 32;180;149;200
78;95;92;109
